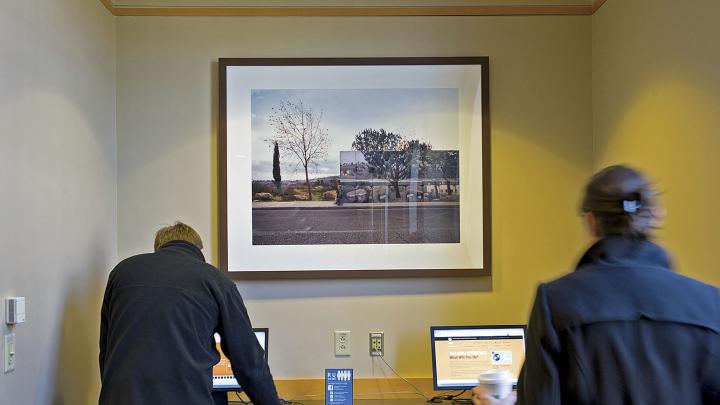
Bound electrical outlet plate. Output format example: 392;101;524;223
369;331;384;357
4;333;15;373
334;331;351;356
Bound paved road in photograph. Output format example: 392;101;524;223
252;205;460;245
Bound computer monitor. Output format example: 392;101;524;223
430;325;526;390
212;328;269;391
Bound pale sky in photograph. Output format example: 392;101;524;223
251;88;459;181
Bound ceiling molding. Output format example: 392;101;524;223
101;0;607;17
591;0;607;13
100;0;116;14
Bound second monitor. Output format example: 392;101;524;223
430;325;526;391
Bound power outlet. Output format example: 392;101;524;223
369;331;384;357
4;333;15;373
334;331;351;356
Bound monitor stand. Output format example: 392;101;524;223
212;390;229;405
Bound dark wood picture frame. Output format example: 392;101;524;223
219;57;490;279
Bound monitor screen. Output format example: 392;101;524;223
430;325;526;390
212;328;268;391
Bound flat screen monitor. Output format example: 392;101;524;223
212;328;269;391
430;325;526;390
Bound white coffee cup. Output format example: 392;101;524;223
477;369;514;400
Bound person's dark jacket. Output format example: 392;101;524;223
517;237;720;405
99;240;280;405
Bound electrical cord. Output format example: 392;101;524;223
378;355;431;401
428;390;467;403
279;400;304;405
229;391;304;405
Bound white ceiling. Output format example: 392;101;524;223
111;0;593;8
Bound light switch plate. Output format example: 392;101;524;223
4;333;15;373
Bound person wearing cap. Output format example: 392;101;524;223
473;165;719;405
99;222;280;405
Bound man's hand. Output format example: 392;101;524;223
471;387;517;405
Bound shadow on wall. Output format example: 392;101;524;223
391;328;432;378
236;276;492;300
51;255;108;405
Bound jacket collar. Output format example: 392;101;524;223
576;236;672;272
158;240;206;262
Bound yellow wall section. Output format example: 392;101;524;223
592;0;720;286
116;16;593;379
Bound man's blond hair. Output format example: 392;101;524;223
154;221;204;251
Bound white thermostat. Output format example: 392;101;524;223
5;297;26;325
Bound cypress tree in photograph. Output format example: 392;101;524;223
272;141;282;192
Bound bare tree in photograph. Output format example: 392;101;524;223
268;100;330;200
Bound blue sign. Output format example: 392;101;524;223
325;368;353;405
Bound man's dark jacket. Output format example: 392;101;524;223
518;237;720;405
99;241;280;405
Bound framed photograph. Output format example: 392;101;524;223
219;57;490;278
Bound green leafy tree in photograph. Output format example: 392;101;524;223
352;128;403;198
436;150;459;195
402;139;433;200
352;128;432;199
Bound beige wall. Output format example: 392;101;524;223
117;16;592;379
593;0;720;286
0;0;117;404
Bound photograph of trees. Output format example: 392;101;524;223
250;88;460;246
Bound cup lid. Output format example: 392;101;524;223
477;369;513;384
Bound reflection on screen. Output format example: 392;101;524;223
431;326;526;390
212;329;267;389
